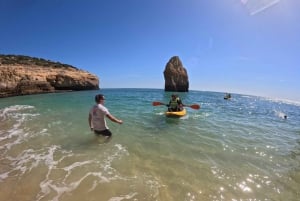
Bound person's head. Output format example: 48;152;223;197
95;94;105;103
171;94;177;99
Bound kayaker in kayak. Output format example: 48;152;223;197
167;94;184;112
224;93;231;99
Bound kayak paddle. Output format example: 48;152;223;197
152;101;165;106
152;101;200;110
185;104;200;110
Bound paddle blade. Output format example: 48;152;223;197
152;101;165;106
189;104;200;110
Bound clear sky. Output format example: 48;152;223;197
1;0;299;102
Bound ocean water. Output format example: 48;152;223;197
0;88;299;201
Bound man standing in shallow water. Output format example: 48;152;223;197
88;94;123;138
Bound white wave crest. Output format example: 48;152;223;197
0;105;36;119
36;143;130;201
108;192;138;201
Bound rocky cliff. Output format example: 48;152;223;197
163;56;189;92
0;55;99;98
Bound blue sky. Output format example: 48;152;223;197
1;0;300;101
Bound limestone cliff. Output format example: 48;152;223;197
0;55;99;98
163;56;189;92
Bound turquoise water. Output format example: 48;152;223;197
0;88;299;201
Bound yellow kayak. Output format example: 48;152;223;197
165;108;187;117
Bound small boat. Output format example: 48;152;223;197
165;108;187;117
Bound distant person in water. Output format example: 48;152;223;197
88;94;123;138
167;94;184;112
224;93;231;99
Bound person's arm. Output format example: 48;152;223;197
177;99;184;106
106;113;123;124
88;113;93;130
166;100;171;107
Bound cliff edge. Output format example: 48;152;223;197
0;55;99;98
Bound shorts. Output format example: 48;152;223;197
94;129;112;137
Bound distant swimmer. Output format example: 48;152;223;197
275;110;287;119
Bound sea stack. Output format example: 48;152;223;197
163;56;189;92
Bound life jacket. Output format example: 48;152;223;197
169;97;180;108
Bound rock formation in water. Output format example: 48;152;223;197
0;55;99;98
163;56;189;92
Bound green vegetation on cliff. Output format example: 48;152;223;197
0;54;78;69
